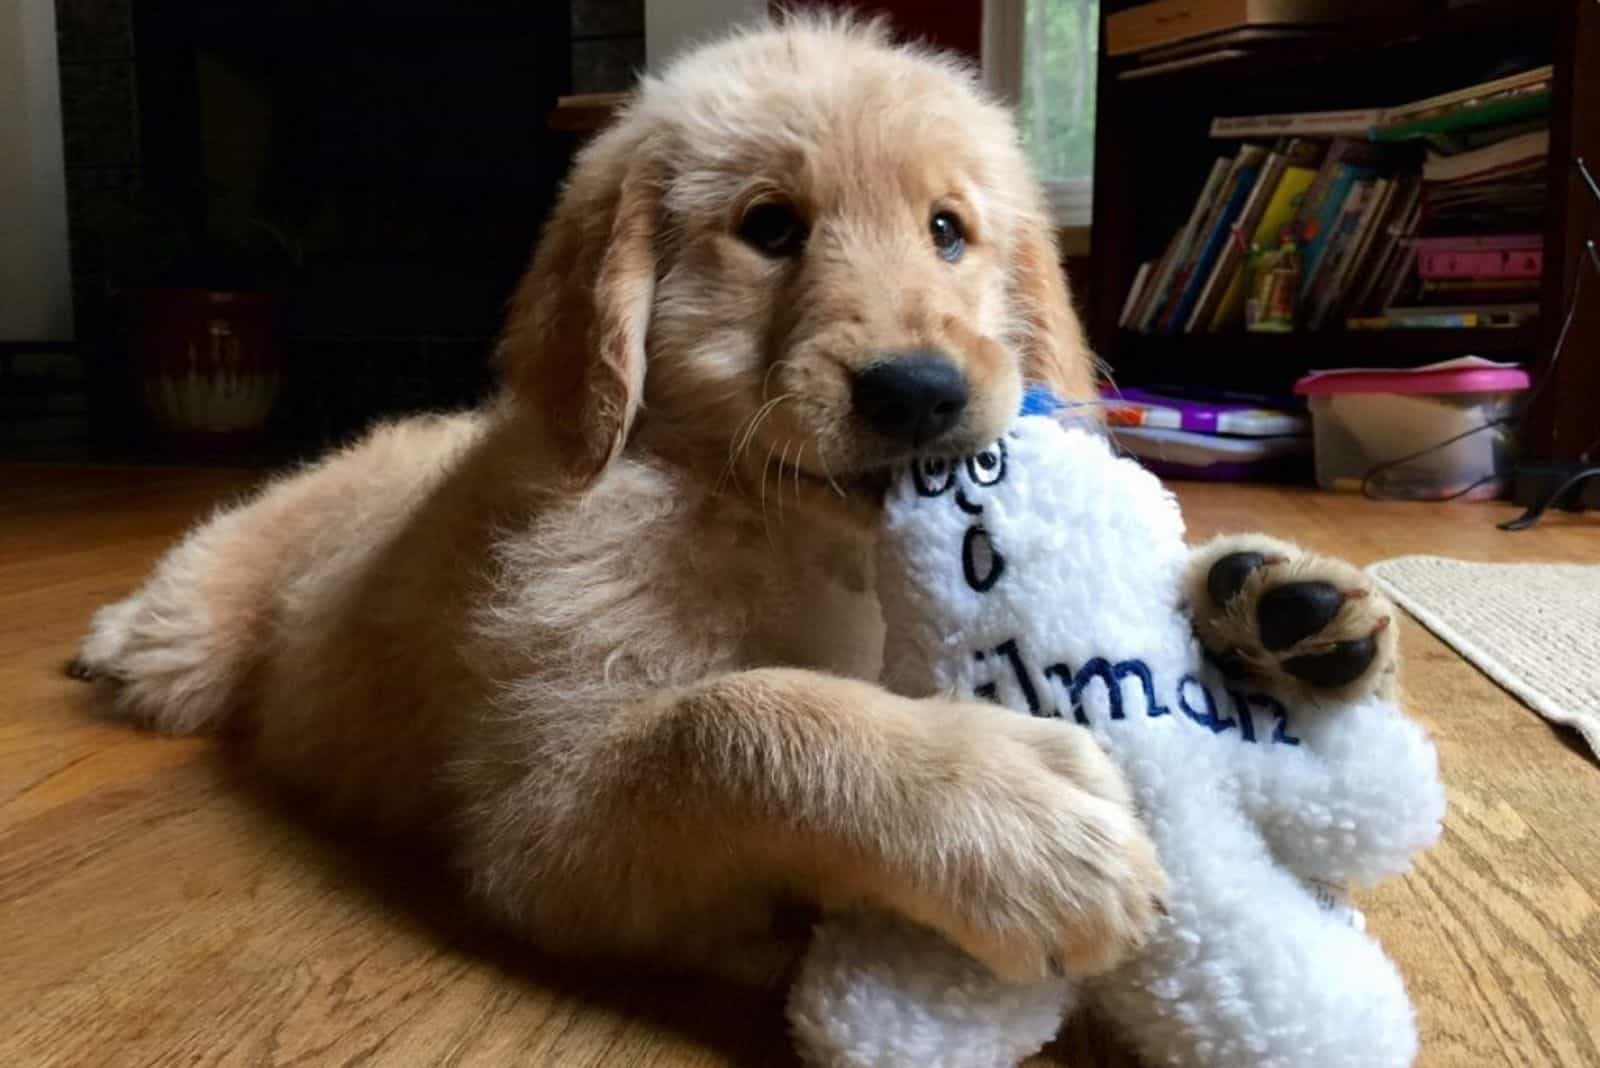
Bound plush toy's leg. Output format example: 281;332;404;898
1089;847;1419;1068
1233;696;1445;887
788;913;1074;1068
1184;534;1400;705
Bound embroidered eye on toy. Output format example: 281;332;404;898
788;413;1446;1068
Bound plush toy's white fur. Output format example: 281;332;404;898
788;417;1446;1068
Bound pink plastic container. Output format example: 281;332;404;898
1293;362;1531;499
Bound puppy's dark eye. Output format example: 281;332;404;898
738;202;807;258
930;211;965;262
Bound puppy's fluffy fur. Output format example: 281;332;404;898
76;17;1165;985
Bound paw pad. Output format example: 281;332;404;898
1204;551;1386;693
1206;551;1267;608
1283;639;1379;688
1257;582;1344;651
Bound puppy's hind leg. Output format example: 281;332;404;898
68;594;144;681
73;495;286;736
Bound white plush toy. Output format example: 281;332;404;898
788;408;1447;1068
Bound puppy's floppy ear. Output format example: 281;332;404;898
496;123;661;488
1010;211;1098;403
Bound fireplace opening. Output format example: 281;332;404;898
57;0;586;460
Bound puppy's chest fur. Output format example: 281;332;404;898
743;522;885;679
484;457;885;700
666;488;887;681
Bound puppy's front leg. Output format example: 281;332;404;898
473;668;1164;984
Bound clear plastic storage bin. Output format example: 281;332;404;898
1293;362;1531;500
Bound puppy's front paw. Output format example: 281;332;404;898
1186;534;1399;701
925;714;1166;984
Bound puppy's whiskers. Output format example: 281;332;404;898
816;441;848;499
715;392;794;499
759;358;790;402
776;439;794;522
760;436;782;546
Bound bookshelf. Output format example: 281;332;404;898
1087;0;1600;463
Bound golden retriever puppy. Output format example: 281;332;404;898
73;16;1165;985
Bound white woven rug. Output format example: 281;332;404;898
1368;555;1600;758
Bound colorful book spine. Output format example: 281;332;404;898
1163;147;1267;334
1207;164;1317;331
1119;262;1154;327
1348;306;1537;329
1327;178;1397;319
1342;177;1410;316
1135;158;1229;332
1299;163;1375;289
1415;236;1542;280
1375;65;1551;127
1373;90;1552;144
1186;152;1286;332
1305;178;1386;331
1347;313;1487;329
1155;152;1255;332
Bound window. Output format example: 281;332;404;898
984;0;1099;228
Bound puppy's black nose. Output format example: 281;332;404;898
852;352;969;445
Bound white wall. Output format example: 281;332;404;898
645;0;767;72
0;0;74;342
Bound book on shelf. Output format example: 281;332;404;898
1414;234;1542;280
1344;178;1423;317
1160;144;1269;334
1417;278;1542;303
1422;116;1548;157
1347;304;1539;330
1422;129;1550;183
1205;148;1322;331
1291;139;1381;285
1421;163;1547;236
1209;108;1381;139
1105;0;1354;57
1195;65;1551;143
1187;143;1307;331
1306;177;1402;331
1369;219;1420;313
1133;26;1330;65
1132;157;1231;331
1299;177;1374;321
1118;48;1254;81
1374;88;1552;143
1372;64;1552;141
1119;262;1154;328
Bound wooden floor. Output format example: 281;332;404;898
3;462;1598;1068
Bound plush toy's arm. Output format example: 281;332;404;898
1233;697;1445;886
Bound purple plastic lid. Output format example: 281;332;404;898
1295;366;1530;395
